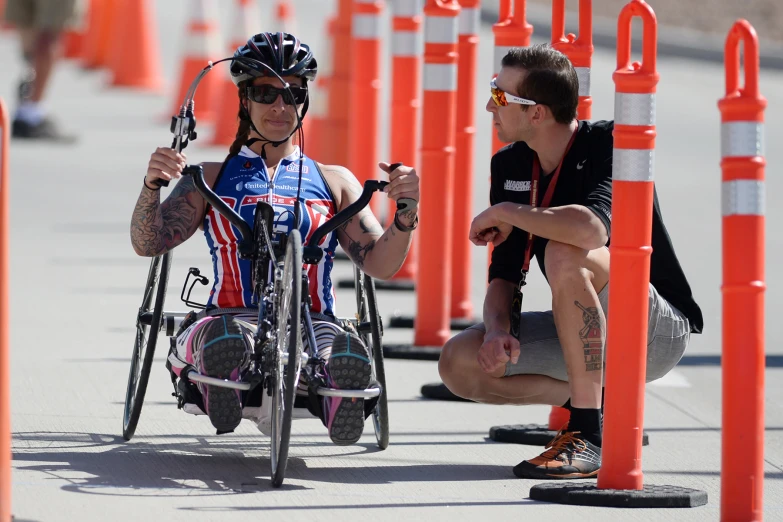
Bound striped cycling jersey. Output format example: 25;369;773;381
203;146;339;315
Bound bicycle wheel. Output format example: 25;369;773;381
123;252;172;441
270;229;302;488
354;266;389;450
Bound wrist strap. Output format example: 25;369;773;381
393;212;418;233
144;178;161;191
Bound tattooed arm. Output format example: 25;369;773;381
130;149;211;256
321;164;419;280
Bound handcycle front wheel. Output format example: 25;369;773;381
270;229;303;488
123;252;172;441
354;266;389;450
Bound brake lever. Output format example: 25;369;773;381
154;108;199;188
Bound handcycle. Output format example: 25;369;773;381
121;55;391;488
122;168;391;487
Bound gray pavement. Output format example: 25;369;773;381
2;0;783;520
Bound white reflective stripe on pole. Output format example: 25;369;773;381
393;30;422;56
459;7;479;35
613;149;655;181
615;93;656;126
424;63;457;91
494;46;512;75
722;180;765;216
184;28;220;57
575;67;591;96
353;13;381;38
721;122;764;158
311;84;328;117
425;16;457;44
393;0;421;17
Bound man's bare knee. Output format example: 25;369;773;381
438;331;483;398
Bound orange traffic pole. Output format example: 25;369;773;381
531;1;707;507
413;0;460;347
274;0;297;33
386;0;422;282
488;0;532;294
304;17;334;161
551;0;593;120
168;0;221;123
107;0;163;91
177;1;221;121
349;0;384;215
62;28;85;60
719;19;766;522
598;0;659;491
209;0;257;147
449;0;479;321
326;0;354;167
81;0;115;70
0;97;11;522
491;0;532;155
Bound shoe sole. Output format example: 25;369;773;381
327;336;371;446
513;466;600;480
201;320;246;433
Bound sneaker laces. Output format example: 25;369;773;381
541;431;588;461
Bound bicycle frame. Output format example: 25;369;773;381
174;164;388;400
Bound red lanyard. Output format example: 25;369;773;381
521;127;579;276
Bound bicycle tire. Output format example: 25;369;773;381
270;229;302;487
354;267;389;450
123;252;172;441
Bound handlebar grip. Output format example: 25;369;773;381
385;162;417;213
153;178;170;188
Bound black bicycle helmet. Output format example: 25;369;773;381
230;32;318;87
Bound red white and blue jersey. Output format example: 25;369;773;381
203;146;339;315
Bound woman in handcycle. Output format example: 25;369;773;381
129;31;419;444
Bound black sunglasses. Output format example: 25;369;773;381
246;84;308;105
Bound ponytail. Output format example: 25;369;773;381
227;88;251;158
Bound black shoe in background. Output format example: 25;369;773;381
11;117;78;143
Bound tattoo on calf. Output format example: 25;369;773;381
575;300;604;372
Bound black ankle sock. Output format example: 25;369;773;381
566;406;602;447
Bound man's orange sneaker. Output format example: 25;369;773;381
513;430;601;479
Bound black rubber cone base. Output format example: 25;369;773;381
489;424;559;446
529;482;708;508
489;424;650;447
388;314;477;330
382;344;442;361
420;382;473;402
338;278;414;291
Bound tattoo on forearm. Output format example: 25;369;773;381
359;215;384;236
338;214;378;268
398;208;417;224
575;300;604;372
130;177;200;256
348;238;376;268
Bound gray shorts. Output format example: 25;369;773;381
4;0;82;31
467;283;690;383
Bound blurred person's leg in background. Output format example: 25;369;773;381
3;0;81;142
